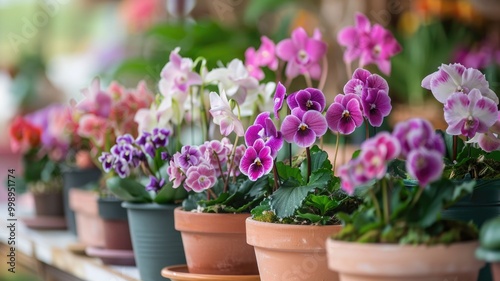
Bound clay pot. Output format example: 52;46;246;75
493;263;500;281
246;218;341;281
174;208;258;275
327;239;484;281
98;197;132;250
33;191;64;217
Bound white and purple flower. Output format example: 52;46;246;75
244;112;283;158
326;93;363;135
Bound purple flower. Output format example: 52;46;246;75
159;48;202;94
287;88;326;112
361;88;392;127
145;176;166;193
240;139;273;181
337;13;401;75
422;63;498;104
281;108;327;147
361;132;401;161
344;69;389;97
406;148;444;187
114;158;131;178
167;158;186;189
326;94;364;135
245;112;283;158
185;163;217;192
337;158;370;195
273;82;287;119
444;90;498;138
276;27;327;80
151;128;171;148
392;118;445;157
176;145;202;170
98;152;115;173
199;140;231;177
117;134;134;145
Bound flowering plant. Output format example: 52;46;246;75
8;104;71;193
334;118;478;244
421;63;500;179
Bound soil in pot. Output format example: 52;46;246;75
246;218;341;281
175;208;258;275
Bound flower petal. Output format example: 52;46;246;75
303;110;328;137
281;115;301;142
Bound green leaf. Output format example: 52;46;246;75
106;177;152;203
243;0;294;25
310;146;333;171
153;182;188;204
295;212;323;224
306;195;340;216
270;178;316;218
276;162;303;183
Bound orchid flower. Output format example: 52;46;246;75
159;47;202;95
209;91;244;137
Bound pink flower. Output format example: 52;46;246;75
160;48;202;95
240;139;273;181
337;158;370;195
185;163;217;192
361;132;401;161
337;13;401;75
244;36;278;80
422;63;498;104
326;94;364;135
245;47;264;80
276;27;327;80
444;90;498;138
393;118;445;158
209;91;244;136
406;148;444;188
77;115;109;147
468;112;500;152
273;82;287;119
76;78;112;118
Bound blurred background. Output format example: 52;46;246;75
1;0;499;152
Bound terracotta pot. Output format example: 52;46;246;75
327;239;484;281
69;189;105;248
174;208;258;275
98;198;132;250
493;262;500;281
33;191;64;217
246;218;341;281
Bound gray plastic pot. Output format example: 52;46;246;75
122;202;185;281
62;167;101;235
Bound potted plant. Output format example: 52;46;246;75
241;14;402;280
476;216;500;281
422;62;500;281
8;105;70;229
68;78;153;263
326;116;485;280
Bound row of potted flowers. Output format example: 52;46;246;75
9;12;500;281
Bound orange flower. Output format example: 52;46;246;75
9;116;42;153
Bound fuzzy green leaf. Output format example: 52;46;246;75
270;178;315;218
106;177;152;203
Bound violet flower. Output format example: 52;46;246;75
421;63;498;104
287;88;326;112
326;94;364;135
145;176;166;192
406;148;444;188
392;118;445;158
185;163;217;192
337;158;370;195
245;112;283;158
281;108;327;148
151;128;171;147
98;152;115;173
361;87;392;127
240;139;273;181
444;90;498;138
276;27;327;80
167;158;186;189
273;82;286;119
176;145;203;170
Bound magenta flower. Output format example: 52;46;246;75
281;109;327;147
276;27;327;80
361;87;392;127
185;163;217;192
245;112;283;158
422;63;498;104
406;148;444;188
167;158;186;189
344;69;389;97
326;94;364;135
245;47;264;80
240;139;273;181
392;118;445;157
444;90;498;138
257;36;278;70
287;88;326;112
468;112;500;152
337;13;401;75
76;78;112;118
361;132;401;161
160;48;202;94
273;82;286;119
337;158;370;195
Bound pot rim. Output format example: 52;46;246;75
122;201;180;210
174;207;250;233
327;238;479;249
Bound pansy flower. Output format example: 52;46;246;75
281;108;327;148
240;139;274;181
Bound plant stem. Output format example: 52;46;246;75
304;72;313;88
208;188;218;200
318;56;328;91
345;62;352;79
306;147;311;183
411;187;424;207
368;189;382;222
214;151;226;187
364;119;370;140
453;135;458;162
272;162;280;192
332;132;340;175
382;179;390;224
224;135;240;193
